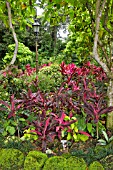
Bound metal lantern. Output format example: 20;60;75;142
32;19;40;74
32;19;40;35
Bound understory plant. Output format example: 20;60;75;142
3;42;35;69
98;130;113;145
0;61;113;152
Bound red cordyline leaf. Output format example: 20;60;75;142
99;106;113;115
69;112;73;118
30;130;42;136
43;118;50;138
8;111;16;118
56;112;66;124
0;107;6;111
50;112;58;118
56;126;61;132
76;67;82;75
0;100;10;109
60;62;76;75
2;71;7;77
79;130;91;137
16;103;23;109
67;128;72;133
86;61;91;67
62;119;77;126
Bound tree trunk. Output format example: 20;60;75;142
51;25;57;54
106;79;113;130
6;1;18;65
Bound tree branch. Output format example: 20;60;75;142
98;40;110;69
6;1;18;65
93;0;109;74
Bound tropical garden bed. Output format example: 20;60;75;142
0;62;113;169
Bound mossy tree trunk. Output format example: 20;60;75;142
106;79;113;130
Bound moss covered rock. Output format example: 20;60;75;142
0;148;24;170
67;156;87;170
38;64;63;92
89;161;104;170
43;156;67;170
24;151;48;170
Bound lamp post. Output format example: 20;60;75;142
32;19;40;74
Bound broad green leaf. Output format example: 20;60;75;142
19;118;26;122
98;139;106;145
109;136;113;142
87;123;92;133
79;134;89;142
74;126;78;132
71;123;75;129
67;132;72;140
6;126;16;135
102;131;108;142
73;133;77;140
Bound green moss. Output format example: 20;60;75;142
0;148;24;170
43;156;67;170
24;151;48;170
88;161;104;170
38;64;63;92
67;156;87;170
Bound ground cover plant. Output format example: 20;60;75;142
0;61;113;155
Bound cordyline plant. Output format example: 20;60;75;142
1;61;113;151
60;61;113;138
30;112;77;152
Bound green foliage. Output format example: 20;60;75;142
71;144;113;166
62;115;89;142
43;156;67;170
67;156;87;170
0;148;24;170
64;32;92;66
0;74;10;100
3;42;35;69
1;136;36;154
88;161;104;170
0;0;36;29
38;64;63;92
24;151;48;170
43;156;87;170
98;131;113;146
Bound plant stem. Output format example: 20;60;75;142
96;122;99;139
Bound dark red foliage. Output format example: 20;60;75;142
30;111;77;152
25;64;36;76
0;62;112;152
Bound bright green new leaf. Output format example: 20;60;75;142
6;126;16;135
67;132;72;140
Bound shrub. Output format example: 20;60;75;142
67;156;87;170
43;156;67;170
43;156;87;170
88;161;104;170
3;42;35;69
38;64;63;92
24;151;48;170
0;148;24;170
